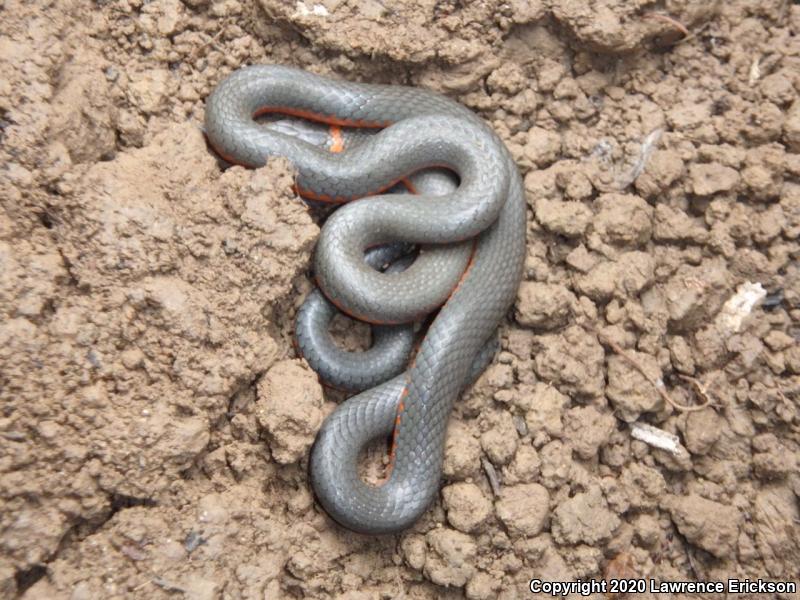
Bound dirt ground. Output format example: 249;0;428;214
1;0;799;598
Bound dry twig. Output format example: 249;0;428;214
586;324;712;413
481;457;502;497
676;374;719;409
643;12;691;39
630;422;687;457
194;30;225;59
151;578;188;593
616;128;663;189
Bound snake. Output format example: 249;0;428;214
204;65;526;534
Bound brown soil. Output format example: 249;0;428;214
1;0;799;598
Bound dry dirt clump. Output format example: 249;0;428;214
1;0;799;598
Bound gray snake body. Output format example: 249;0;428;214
205;65;526;534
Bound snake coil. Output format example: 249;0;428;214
205;65;526;534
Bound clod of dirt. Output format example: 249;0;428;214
515;281;578;330
400;534;427;571
619;463;667;511
49;59;117;164
483;362;514;391
591;193;653;247
668;336;696;374
0;117;316;583
534;196;593;237
256;359;324;464
539;440;576;490
781;183;800;236
783;100;800;152
663;259;733;332
563;405;616;459
751;433;797;480
606;349;663;422
495;483;550;537
557;167;594;201
551;485;620;545
635;149;685;197
442;482;493;534
504;445;542;485
442;421;482;480
653;204;709;243
574;251;655;301
465;571;501;600
689;162;741;196
525;127;562;168
632;513;661;548
423;528;477;588
533;326;605;398
551;1;718;54
480;411;519;465
679;408;723;455
565;244;598;273
752;485;800;577
664;494;742;559
524;383;569;440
